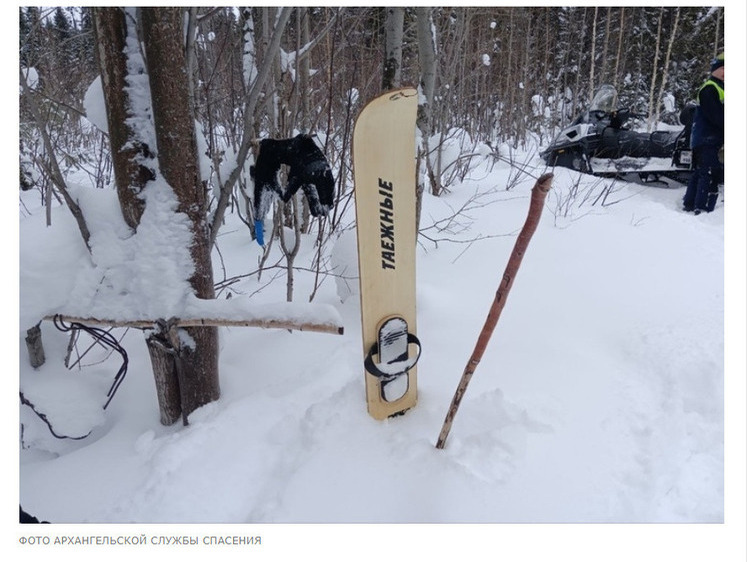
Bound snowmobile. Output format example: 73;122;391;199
541;84;693;185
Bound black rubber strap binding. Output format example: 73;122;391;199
364;332;421;381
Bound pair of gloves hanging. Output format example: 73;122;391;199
250;134;335;246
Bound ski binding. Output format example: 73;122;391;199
364;317;421;402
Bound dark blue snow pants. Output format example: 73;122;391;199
683;146;723;213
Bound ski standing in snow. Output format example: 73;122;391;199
353;89;421;419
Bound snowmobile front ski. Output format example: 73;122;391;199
353;88;420;419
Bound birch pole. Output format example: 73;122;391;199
589;7;598;100
647;8;664;132
613;8;624;91
436;173;553;450
654;8;680;125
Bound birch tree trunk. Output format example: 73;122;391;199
600;7;612;86
647;8;664;132
654;8;680;125
264;7;280;135
298;8;312;133
713;9;722;59
589;7;598;100
572;8;587;108
298;9;312;232
382;7;404;91
613;8;625;91
416;6;438;224
141;7;220;421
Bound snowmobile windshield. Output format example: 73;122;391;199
589;85;618;113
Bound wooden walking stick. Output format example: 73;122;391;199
435;173;553;449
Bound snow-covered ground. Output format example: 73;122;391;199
15;141;746;558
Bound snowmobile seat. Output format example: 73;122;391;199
648;130;680;157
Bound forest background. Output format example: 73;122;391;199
20;5;725;207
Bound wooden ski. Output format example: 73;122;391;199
353;88;420;420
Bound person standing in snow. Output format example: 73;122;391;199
683;52;724;214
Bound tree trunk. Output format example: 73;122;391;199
93;7;185;424
589;7;598;99
91;8;150;229
25;324;46;369
299;10;312;232
600;7;612;85
145;332;182;425
141;7;220;421
613;8;625;91
264;7;280;135
654;8;680;124
382;7;404;91
572;7;587;108
416;6;438;224
647;8;664;132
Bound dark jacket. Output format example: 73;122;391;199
690;77;724;149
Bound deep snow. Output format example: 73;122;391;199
13;7;747;552
16;142;746;558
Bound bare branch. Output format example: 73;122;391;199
19;69;92;251
209;7;293;246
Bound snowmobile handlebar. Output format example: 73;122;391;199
591;107;646;120
601;107;647;129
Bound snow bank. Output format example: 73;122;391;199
17;139;739;561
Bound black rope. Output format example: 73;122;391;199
21;317;131;441
19;391;91;440
53;315;129;409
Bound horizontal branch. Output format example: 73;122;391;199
45;314;344;335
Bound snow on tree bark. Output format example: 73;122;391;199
141;7;220;420
92;7;179;423
91;8;150;229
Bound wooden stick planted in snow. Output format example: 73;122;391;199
435;173;553;450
